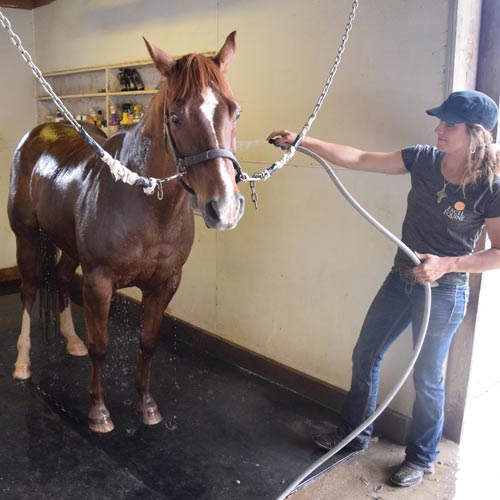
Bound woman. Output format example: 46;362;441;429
267;90;500;487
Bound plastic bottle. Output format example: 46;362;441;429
133;104;143;123
108;103;120;135
120;111;129;126
88;108;97;124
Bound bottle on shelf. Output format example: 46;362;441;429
120;103;132;127
130;69;144;91
117;68;145;92
108;102;120;135
118;68;131;91
87;108;97;124
133;104;143;123
120;111;129;126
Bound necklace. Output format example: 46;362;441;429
437;157;449;203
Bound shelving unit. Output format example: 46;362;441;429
36;60;161;133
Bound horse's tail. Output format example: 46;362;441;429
37;227;58;340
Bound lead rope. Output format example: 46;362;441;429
240;0;360;208
0;8;170;198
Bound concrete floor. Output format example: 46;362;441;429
291;437;458;500
291;380;500;500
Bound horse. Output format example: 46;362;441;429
7;32;244;433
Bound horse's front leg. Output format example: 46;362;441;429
83;271;114;433
57;253;88;356
137;270;182;425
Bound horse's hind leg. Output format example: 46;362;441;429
83;270;114;433
13;234;40;380
137;271;182;425
56;253;87;356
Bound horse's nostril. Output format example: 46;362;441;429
237;195;245;215
206;199;220;223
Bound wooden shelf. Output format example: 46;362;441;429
35;52;214;134
37;93;107;100
37;90;157;100
36;60;160;133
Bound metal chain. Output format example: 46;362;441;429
295;0;359;144
0;8;166;198
0;10;82;134
240;0;360;208
1;2;359;203
249;180;258;208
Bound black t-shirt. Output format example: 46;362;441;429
394;145;500;274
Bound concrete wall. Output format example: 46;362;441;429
0;0;454;417
468;267;500;399
0;8;36;268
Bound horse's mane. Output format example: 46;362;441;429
169;54;234;103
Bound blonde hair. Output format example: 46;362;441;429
464;124;500;189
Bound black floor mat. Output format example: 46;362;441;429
0;292;353;500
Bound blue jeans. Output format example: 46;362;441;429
339;269;469;467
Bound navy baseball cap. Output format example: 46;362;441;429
426;90;499;130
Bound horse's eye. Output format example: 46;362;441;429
170;114;181;126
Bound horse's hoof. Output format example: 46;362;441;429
67;340;88;357
138;403;163;426
89;415;115;433
88;407;114;433
143;410;163;426
13;364;32;380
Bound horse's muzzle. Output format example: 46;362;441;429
201;192;245;230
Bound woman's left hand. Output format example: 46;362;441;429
413;252;451;284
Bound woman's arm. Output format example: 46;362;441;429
413;217;500;282
266;129;408;175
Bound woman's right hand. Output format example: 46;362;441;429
266;129;298;150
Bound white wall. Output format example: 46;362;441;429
0;0;454;417
0;8;36;268
468;268;500;399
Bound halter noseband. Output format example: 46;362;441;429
163;95;244;195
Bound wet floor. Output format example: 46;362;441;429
0;287;349;500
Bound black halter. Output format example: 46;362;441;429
163;96;243;195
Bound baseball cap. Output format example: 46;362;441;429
426;90;498;130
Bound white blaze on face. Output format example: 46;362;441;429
200;87;233;200
200;87;220;146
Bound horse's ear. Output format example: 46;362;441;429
143;37;176;77
213;31;236;73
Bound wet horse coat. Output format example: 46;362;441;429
7;32;244;432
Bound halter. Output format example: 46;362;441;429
163;91;244;195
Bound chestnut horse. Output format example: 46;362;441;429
7;32;244;432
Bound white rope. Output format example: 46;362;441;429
0;8;162;197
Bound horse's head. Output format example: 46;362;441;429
145;32;244;230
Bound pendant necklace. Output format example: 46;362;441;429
437;157;449;203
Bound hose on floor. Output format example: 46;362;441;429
274;146;432;500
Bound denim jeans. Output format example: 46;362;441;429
339;268;469;467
